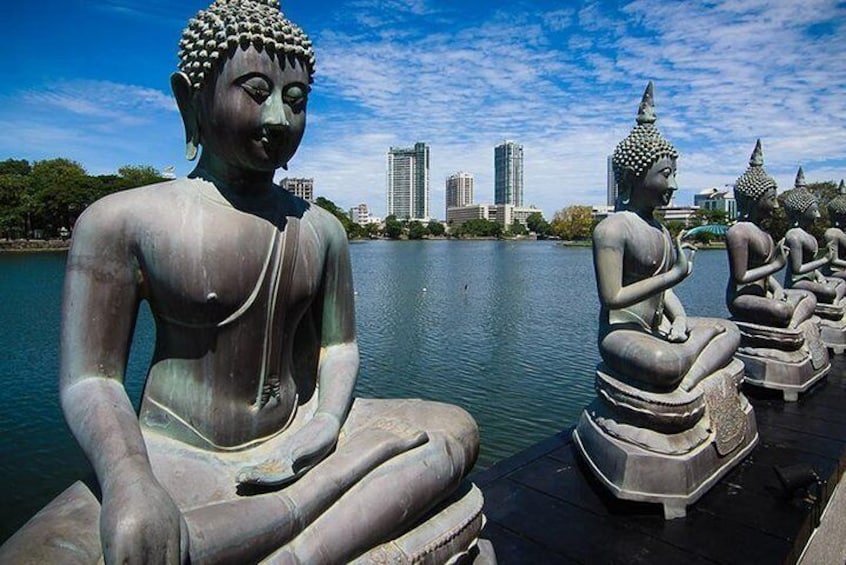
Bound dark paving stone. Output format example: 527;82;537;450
481;363;846;564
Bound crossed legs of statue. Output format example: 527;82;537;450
792;278;846;304
599;318;740;392
729;289;816;329
144;398;479;564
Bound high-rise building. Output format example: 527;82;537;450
281;177;314;201
694;186;737;220
494;141;523;206
387;142;430;220
445;172;474;217
606;155;617;207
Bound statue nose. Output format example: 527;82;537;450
668;174;678;190
262;91;290;130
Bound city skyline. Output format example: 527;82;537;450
1;1;844;219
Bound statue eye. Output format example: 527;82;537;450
283;83;308;108
240;76;272;103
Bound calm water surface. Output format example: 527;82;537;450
0;241;730;540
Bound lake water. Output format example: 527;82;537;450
0;241;731;541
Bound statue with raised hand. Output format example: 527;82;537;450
574;82;757;520
725;143;829;399
823;180;846;281
726;141;817;329
0;1;488;563
783;167;846;304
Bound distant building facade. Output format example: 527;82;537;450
349;203;370;226
658;205;699;226
387;142;430;220
494;141;524;207
447;203;539;229
446;172;474;217
694;186;737;220
281;177;314;201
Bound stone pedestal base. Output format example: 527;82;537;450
573;361;758;520
816;301;846;353
735;319;830;401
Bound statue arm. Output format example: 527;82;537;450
786;232;828;274
315;217;359;425
726;231;785;284
664;289;689;342
593;222;688;310
59;204;188;562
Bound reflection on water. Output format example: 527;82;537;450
0;242;730;541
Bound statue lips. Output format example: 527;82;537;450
258;126;289;166
661;188;676;206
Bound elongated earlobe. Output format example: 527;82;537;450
171;72;200;161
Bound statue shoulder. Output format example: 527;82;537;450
72;180;190;243
593;213;632;247
302;202;348;248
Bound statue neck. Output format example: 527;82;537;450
191;152;277;199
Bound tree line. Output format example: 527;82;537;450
0;158;167;239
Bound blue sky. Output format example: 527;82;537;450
1;0;844;219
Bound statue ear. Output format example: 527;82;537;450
171;72;200;161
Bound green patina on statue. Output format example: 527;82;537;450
0;1;489;563
725;142;830;400
573;82;757;520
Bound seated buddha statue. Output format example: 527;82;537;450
573;82;757;520
725;142;829;399
823;180;846;282
0;2;488;563
784;168;846;353
783;167;846;304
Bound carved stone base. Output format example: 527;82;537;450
573;362;759;520
817;307;846;353
734;318;830;401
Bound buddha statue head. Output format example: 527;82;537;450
783;168;820;227
831;180;846;228
171;0;315;171
734;139;778;221
611;81;680;211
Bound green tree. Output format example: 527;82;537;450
118;165;166;188
690;208;728;227
526;212;551;237
664;220;686;238
407;221;426;240
29;158;90;236
426;220;445;237
551;205;593;240
315;196;357;238
384;215;404;239
0;158;31;176
509;220;527;236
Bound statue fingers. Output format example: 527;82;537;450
237;458;296;487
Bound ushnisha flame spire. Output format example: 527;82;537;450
734;139;776;201
611;81;679;187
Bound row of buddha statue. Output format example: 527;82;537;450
574;81;843;520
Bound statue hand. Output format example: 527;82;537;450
101;473;188;565
238;412;341;487
773;287;786;301
777;238;789;265
674;231;695;276
668;318;689;343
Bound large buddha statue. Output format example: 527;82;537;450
725;142;829;400
783;168;846;353
823;180;846;282
573;82;757;520
0;1;490;563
